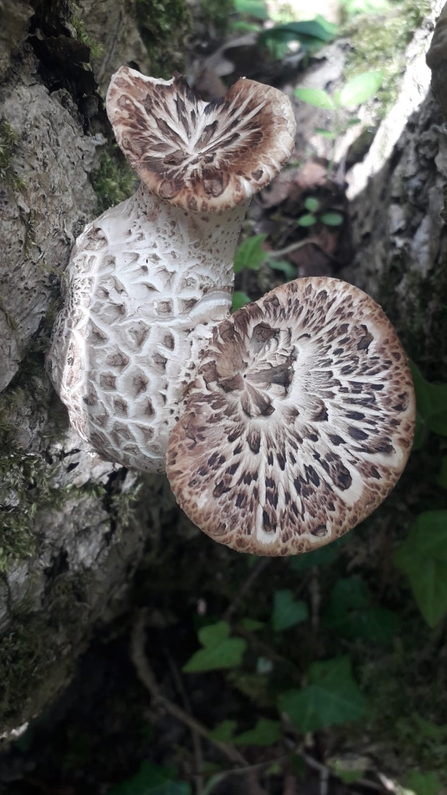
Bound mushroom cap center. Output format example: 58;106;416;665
166;277;416;556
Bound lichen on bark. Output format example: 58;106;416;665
0;0;190;736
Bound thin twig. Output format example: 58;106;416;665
130;609;248;767
223;557;271;623
166;651;204;795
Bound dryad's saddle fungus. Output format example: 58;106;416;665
166;278;415;556
48;66;415;557
47;66;296;474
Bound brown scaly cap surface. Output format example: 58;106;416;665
106;66;296;212
166;278;416;556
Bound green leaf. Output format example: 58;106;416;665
234;233;267;273
339;71;383;108
321;212;344;226
260;17;336;48
304;196;320;212
233;0;268;19
183;621;247;672
405;771;442;795
330;759;364;785
279;657;368;732
395;511;447;626
232;291;251;311
267;258;296;280
240;618;264;632
298;213;317;227
410;362;447;437
315;128;337;138
324;577;399;644
233;718;281;745
209;720;237;742
294;88;335;110
109;762;191;795
272;590;309;631
437;458;447;489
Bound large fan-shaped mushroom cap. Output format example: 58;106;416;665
106;66;296;212
166;278;415;556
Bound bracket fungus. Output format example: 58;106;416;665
47;66;296;474
48;66;415;557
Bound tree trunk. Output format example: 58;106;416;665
0;0;182;737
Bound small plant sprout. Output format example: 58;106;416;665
295;70;383;174
298;196;344;228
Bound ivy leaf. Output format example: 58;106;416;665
272;590;309;631
405;770;442;795
234;234;267;273
209;720;237;742
267;258;296;280
339;71;383;108
279;657;368;732
182;621;246;672
233;718;281;745
395;511;447;626
232;291;251;311
233;0;268;19
324;577;399;644
109;761;191;795
260;16;337;48
295;88;335;111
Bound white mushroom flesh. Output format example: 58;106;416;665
47;68;297;472
166;278;416;555
47;187;246;472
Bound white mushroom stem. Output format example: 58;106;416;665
47;67;297;475
48;183;247;473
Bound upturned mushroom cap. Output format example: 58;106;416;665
106;66;296;212
166;278;416;556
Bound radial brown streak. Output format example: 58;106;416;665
167;277;416;556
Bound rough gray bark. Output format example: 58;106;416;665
335;1;447;392
0;0;175;738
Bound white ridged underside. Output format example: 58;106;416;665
48;185;246;472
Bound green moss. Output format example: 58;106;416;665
361;626;447;777
90;148;137;214
345;0;432;116
200;0;235;37
70;5;104;60
136;0;192;77
0;121;25;193
0;570;96;727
